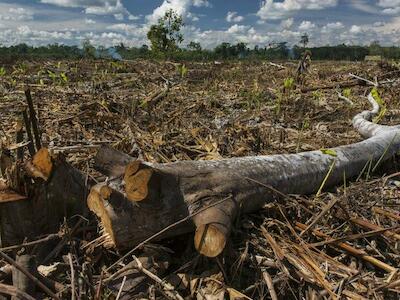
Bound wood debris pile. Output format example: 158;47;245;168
0;59;399;299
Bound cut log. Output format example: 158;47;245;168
88;91;400;257
0;149;90;248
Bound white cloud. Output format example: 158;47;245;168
352;0;400;15
85;18;95;24
378;0;400;6
193;0;211;7
227;24;249;34
128;14;140;21
257;0;338;20
298;20;315;31
349;25;362;34
381;7;400;15
349;0;377;14
322;22;344;32
41;0;131;20
226;11;244;23
0;7;34;21
146;0;211;23
280;18;294;29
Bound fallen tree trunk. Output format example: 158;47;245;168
88;91;400;257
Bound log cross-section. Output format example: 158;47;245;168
88;91;400;257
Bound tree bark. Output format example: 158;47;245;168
0;149;90;248
88;92;400;257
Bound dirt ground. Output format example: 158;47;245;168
0;59;400;299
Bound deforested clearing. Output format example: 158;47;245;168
1;59;400;299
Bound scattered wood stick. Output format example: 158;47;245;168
0;233;59;252
15;119;24;160
22;109;36;156
0;250;60;300
295;222;397;273
268;62;286;69
300;80;361;93
115;276;126;300
309;226;400;247
300;196;339;236
349;217;400;241
337;91;354;105
132;255;184;300
372;207;400;222
262;271;278;300
24;88;41;150
68;253;76;300
0;283;36;300
348;73;377;87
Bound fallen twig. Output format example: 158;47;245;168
132;255;184;300
0;250;60;300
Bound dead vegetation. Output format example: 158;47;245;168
0;59;400;299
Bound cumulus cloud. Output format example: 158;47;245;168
226;11;244;23
227;24;249;34
378;0;400;13
0;7;34;21
193;0;211;7
322;22;344;32
298;20;315;31
85;18;96;24
349;25;362;34
146;0;210;23
378;0;400;15
280;18;294;29
41;0;132;20
257;0;338;20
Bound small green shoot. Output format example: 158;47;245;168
283;77;294;90
60;72;68;83
342;88;351;98
371;88;387;123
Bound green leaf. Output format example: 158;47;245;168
371;87;384;106
283;77;294;90
320;149;337;157
342;88;351;98
181;64;188;78
60;72;68;83
0;67;6;77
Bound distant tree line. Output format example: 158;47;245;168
1;41;399;63
0;9;399;63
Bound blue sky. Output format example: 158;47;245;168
0;0;398;48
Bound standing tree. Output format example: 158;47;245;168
187;41;202;52
82;38;96;59
369;41;382;56
147;9;184;57
300;34;309;49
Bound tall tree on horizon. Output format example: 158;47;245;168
147;9;184;57
300;34;309;49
